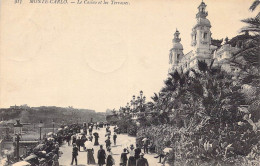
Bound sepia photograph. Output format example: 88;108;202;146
0;0;259;165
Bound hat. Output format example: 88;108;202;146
140;153;144;156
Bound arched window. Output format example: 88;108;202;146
177;54;180;63
203;32;207;39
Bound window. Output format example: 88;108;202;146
203;32;207;39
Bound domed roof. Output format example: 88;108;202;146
172;42;183;50
196;17;211;27
172;29;183;50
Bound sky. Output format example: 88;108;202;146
0;0;257;112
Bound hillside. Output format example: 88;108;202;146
0;106;106;127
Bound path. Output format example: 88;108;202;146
59;127;165;166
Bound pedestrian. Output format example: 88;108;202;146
66;135;71;146
120;148;129;166
113;133;117;145
76;135;81;152
72;135;76;144
94;133;99;146
143;137;149;154
81;134;87;150
97;145;106;166
89;134;93;142
89;126;93;135
85;141;96;165
71;143;78;165
128;145;136;166
106;147;115;166
105;137;111;150
134;144;141;160
136;153;149;166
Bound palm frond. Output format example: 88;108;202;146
249;0;260;11
241;17;260;34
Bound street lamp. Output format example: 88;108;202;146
38;121;44;140
13;120;23;135
132;95;136;110
13;120;23;161
14;134;21;161
52;119;55;133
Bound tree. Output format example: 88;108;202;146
241;0;260;35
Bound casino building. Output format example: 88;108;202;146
168;1;241;74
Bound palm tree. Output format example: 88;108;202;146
241;18;260;34
249;0;260;11
241;0;260;34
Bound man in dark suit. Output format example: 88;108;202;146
71;143;78;165
97;145;106;166
136;153;149;166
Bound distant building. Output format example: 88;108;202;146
10;104;30;110
168;1;241;74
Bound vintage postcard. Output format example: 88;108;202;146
0;0;259;165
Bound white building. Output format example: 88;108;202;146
169;1;241;74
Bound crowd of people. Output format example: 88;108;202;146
8;122;172;166
69;124;151;166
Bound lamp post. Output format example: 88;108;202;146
132;95;136;110
14;120;23;135
38;121;44;140
138;90;146;112
14;120;23;161
52;119;55;133
15;134;21;161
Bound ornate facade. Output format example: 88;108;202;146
169;1;240;73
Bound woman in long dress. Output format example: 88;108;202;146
85;141;96;165
94;133;99;146
106;147;114;166
87;148;96;164
128;145;136;166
